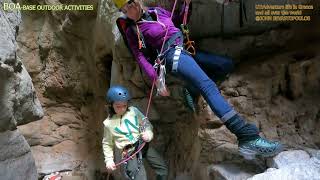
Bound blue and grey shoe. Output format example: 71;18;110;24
238;137;283;160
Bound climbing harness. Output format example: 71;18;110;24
122;139;146;180
106;137;147;180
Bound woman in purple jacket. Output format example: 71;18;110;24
111;0;283;160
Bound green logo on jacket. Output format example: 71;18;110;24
114;115;139;142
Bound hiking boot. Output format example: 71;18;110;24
238;137;283;160
183;88;196;112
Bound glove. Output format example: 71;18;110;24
141;132;152;142
106;160;116;172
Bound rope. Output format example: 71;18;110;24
183;1;189;25
136;24;144;49
146;79;156;117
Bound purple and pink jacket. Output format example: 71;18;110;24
125;5;189;81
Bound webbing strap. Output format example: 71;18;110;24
172;46;183;72
163;31;184;52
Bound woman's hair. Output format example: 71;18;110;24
108;104;117;117
135;0;148;11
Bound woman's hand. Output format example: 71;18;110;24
106;160;116;172
141;132;152;142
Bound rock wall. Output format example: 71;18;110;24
13;0;320;179
16;0;110;179
0;0;43;133
0;1;44;179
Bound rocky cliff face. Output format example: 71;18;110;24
12;0;320;179
16;0;108;178
0;1;44;179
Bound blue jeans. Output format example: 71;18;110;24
186;51;235;98
164;48;236;120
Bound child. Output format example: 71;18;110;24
102;85;168;180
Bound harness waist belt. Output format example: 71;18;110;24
123;141;139;151
163;31;183;52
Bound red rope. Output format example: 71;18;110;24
146;79;156;117
183;1;190;25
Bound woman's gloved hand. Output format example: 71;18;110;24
106;160;116;172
